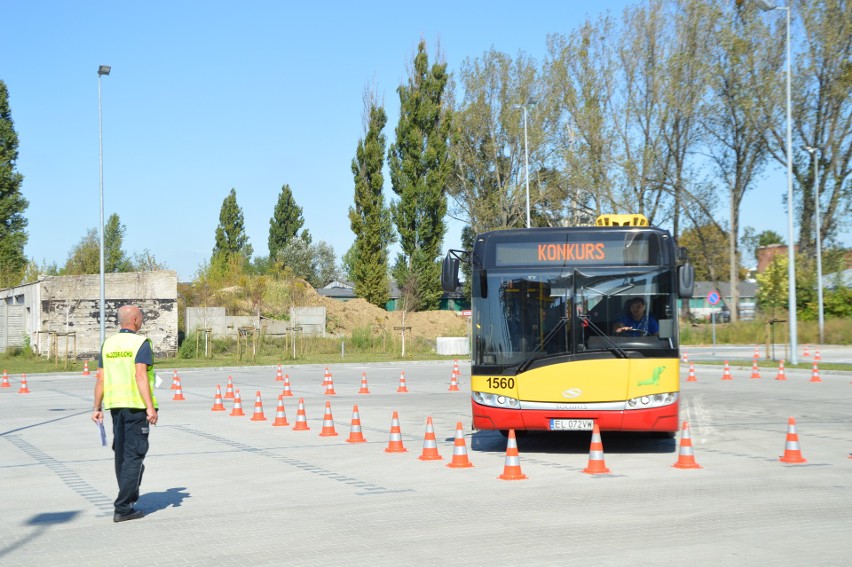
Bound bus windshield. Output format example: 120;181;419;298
472;267;677;368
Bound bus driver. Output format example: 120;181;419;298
614;297;659;337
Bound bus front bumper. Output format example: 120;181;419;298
471;400;679;433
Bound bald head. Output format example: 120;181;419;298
117;305;143;331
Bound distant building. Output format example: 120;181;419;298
318;280;402;311
756;244;796;273
678;281;758;321
0;271;178;357
822;268;852;290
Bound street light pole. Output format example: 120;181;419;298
756;1;797;364
514;102;536;228
805;146;824;344
97;65;111;346
522;104;531;229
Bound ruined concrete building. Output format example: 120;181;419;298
0;271;178;358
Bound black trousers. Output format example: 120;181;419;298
110;408;153;515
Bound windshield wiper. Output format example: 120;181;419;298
513;317;569;374
580;316;628;359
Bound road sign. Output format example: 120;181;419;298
707;291;720;305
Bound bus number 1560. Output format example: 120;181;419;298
486;377;515;389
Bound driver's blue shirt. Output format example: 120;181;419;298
616;313;659;336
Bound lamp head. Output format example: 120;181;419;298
98;65;111;76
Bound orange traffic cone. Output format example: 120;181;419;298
448;371;460;391
775;360;787;381
281;375;293;397
453;359;460;377
779;417;807;463
275;365;283;381
447;422;473;468
346;405;367;443
172;379;185;401
802;344;810;357
171;370;180;390
814;349;821;362
753;345;760;360
417;417;443;461
672;422;702;469
721;361;732;381
322;367;331;387
324;376;336;395
682;350;689;363
82;360;91;376
582;423;611;474
230;389;245;416
319;401;338;437
211;384;226;411
292;398;310;430
250;391;267;421
687;362;697;382
498;429;527;480
750;360;761;379
272;395;289;426
1;370;10;388
358;372;370;394
224;376;235;399
18;373;30;394
397;371;409;393
809;362;822;383
384;411;408;453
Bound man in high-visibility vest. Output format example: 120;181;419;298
92;305;158;523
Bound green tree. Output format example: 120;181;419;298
752;0;851;255
450;48;547;234
268;184;304;259
63;228;100;275
678;223;741;284
132;249;166;271
349;93;393;308
546;20;617;224
0;80;29;288
104;213;133;272
388;39;453;310
742;228;784;265
701;0;775;322
756;253;787;316
22;258;59;283
276;236;339;289
213;188;253;262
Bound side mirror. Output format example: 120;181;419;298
678;263;694;298
441;253;460;293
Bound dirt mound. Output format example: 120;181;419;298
305;288;468;338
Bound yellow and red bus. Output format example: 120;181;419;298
442;215;694;435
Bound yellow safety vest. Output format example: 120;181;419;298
102;332;158;410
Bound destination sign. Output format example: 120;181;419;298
494;235;653;267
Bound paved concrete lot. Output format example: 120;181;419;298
1;358;850;566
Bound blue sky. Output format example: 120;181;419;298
3;0;841;281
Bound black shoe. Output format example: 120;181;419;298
113;509;144;523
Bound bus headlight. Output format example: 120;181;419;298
625;392;678;410
472;391;519;409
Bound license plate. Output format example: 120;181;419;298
550;419;594;431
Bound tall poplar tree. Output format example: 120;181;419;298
349;93;393;308
268;184;304;259
0;80;29;288
104;213;133;272
388;40;453;310
213;188;252;261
